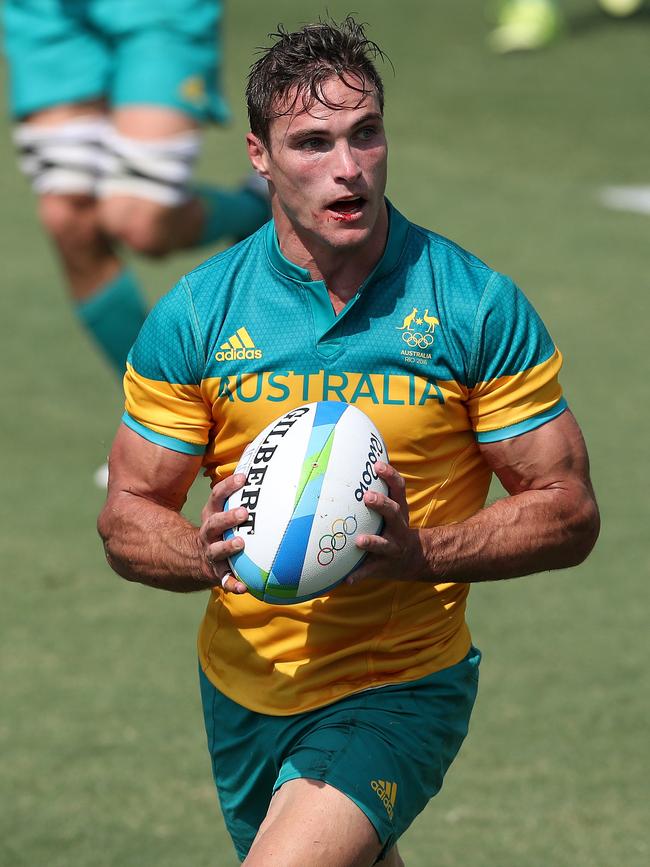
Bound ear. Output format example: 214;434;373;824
246;133;271;180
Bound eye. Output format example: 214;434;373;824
355;126;379;143
297;137;327;152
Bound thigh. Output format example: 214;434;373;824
244;778;382;867
20;102;107;128
111;106;199;140
3;1;109;118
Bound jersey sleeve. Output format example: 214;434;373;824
467;273;567;442
122;278;211;455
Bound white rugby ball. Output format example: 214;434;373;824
224;401;388;604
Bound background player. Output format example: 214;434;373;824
488;0;645;53
2;1;269;430
98;17;600;867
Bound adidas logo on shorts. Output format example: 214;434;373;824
371;779;397;819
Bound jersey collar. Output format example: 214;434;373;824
264;199;409;287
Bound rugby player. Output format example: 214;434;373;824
98;17;600;867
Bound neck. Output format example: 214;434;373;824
273;200;389;306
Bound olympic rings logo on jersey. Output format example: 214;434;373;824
402;331;434;349
317;516;358;566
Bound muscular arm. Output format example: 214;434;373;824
97;424;247;593
353;410;600;584
425;409;600;581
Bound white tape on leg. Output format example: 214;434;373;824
98;127;202;206
13;116;111;196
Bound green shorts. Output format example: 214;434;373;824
199;647;481;862
3;0;229;122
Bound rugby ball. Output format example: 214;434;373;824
224;401;388;604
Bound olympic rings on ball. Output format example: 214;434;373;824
317;515;358;566
317;547;334;566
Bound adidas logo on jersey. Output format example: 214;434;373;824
370;779;397;819
215;327;262;362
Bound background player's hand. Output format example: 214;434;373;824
199;474;249;594
347;462;427;585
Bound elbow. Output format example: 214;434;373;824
97;505;113;561
564;497;601;568
97;504;128;580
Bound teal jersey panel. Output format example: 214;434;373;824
127;279;204;385
468;272;556;387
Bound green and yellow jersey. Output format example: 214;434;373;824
123;202;566;715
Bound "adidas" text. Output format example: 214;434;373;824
215;347;262;362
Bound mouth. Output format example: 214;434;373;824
326;195;367;222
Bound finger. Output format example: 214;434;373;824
201;506;248;544
347;534;402;586
374;461;408;519
346;562;370;586
206;534;244;567
217;571;248;595
203;473;247;518
346;552;379;586
363;490;402;526
355;533;396;557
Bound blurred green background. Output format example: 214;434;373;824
1;1;648;865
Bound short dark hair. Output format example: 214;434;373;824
246;16;387;148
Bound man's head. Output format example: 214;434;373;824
246;17;386;151
246;17;390;258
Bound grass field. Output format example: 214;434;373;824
1;1;648;865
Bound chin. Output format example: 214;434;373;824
321;209;379;246
320;225;372;250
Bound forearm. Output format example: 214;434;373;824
98;492;215;592
418;484;600;584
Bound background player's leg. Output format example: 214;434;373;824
487;0;563;53
17;103;148;377
598;0;643;15
242;778;403;867
99;106;269;255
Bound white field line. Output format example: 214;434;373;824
598;185;650;216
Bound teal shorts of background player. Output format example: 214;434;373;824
3;0;230;123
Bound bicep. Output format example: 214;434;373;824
478;409;595;497
107;423;204;511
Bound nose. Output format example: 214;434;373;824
333;141;362;183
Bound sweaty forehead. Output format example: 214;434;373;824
271;74;379;130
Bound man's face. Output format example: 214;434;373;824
248;75;388;253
